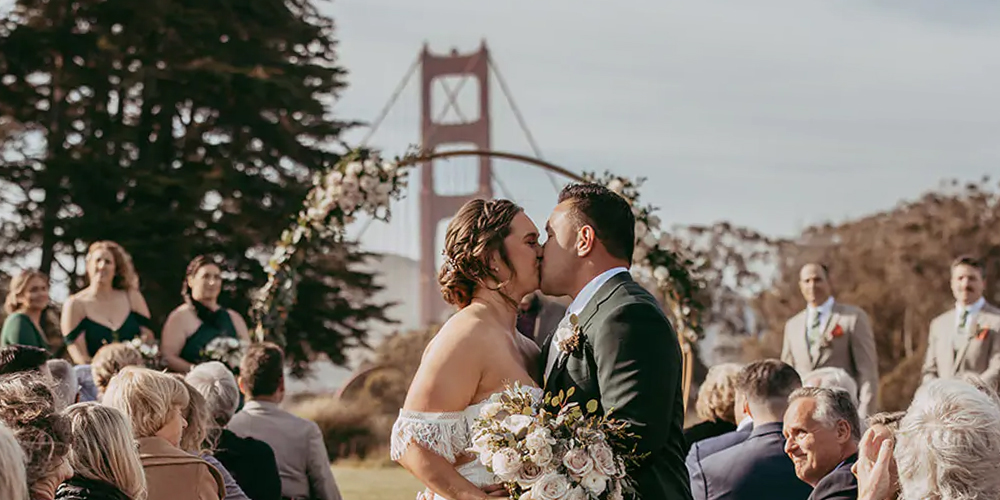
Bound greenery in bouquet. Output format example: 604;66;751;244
469;384;644;500
201;336;247;373
126;338;166;371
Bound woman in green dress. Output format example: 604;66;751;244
61;241;155;365
161;256;249;373
1;270;65;358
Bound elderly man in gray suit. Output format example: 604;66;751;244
781;263;879;417
228;342;343;500
922;255;1000;387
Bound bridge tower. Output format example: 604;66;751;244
419;42;493;325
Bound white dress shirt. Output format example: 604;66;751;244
544;267;628;379
956;296;986;330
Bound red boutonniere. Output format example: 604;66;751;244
831;324;844;338
977;326;991;342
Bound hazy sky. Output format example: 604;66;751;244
324;0;1000;260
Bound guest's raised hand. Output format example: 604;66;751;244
853;426;894;500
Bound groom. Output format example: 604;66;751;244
539;183;692;500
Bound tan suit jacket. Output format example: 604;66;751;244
781;302;879;416
921;302;1000;387
139;436;225;500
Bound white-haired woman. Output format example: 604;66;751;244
0;421;29;500
56;403;146;500
186;362;281;500
684;362;743;451
102;367;225;500
857;379;1000;500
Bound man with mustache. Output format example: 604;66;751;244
922;255;1000;386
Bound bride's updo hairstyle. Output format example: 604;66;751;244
439;199;524;309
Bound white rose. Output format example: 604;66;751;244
589;442;617;477
525;428;556;452
564;486;587;500
607;179;624;194
341;174;359;194
530;444;554;467
346;162;363;176
359;174;378;192
503;414;534;438
325;171;343;187
532;473;571;500
519;491;534;500
652;266;669;283
517;461;544;487
581;471;607;495
479;448;495;466
634;221;647;239
643;232;657;249
562;448;594;478
363;160;379;177
492;448;523;481
381;161;397;175
480;402;504;420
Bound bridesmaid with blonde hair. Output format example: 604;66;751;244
61;241;155;365
2;270;65;357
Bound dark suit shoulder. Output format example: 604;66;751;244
807;458;858;500
687;428;750;464
684;419;737;453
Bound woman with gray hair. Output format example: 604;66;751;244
186;362;280;500
0;421;29;500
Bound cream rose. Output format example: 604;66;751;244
589;442;617;477
479;448;495;467
492;448;523;481
532;473;571;500
530;444;554;467
480;402;504;420
503;414;534;438
564;486;587;500
525;428;556;452
562;448;594;478
346;162;363;176
517;461;544;488
581;471;607;495
653;266;670;283
607;179;625;194
359;174;378;192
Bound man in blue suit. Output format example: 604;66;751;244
691;360;813;500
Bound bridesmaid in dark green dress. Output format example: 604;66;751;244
61;241;155;365
1;270;65;358
161;256;250;373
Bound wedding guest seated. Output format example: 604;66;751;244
90;343;144;400
187;361;281;500
61;241;154;365
891;380;1000;500
686;387;752;469
0;344;50;376
227;343;342;500
102;366;225;500
803;367;861;418
850;412;905;500
173;375;251;500
0;372;74;500
161;256;249;373
46;359;78;408
784;387;860;500
56;403;147;500
692;359;811;500
684;363;743;453
0;421;29;500
2;270;65;357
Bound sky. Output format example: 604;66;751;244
325;0;1000;260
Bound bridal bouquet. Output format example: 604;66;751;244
468;384;642;500
201;337;246;372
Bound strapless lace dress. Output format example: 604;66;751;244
391;386;544;499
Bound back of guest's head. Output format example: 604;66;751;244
803;367;859;409
171;374;211;454
63;403;146;500
240;342;284;398
737;359;802;415
557;183;635;264
186;362;240;427
696;363;743;424
897;379;1000;500
0;372;72;494
0;345;48;375
91;343;144;396
4;270;49;314
0;421;28;500
45;359;77;409
865;411;906;433
788;386;861;441
102;367;189;439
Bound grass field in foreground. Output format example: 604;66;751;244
332;465;424;500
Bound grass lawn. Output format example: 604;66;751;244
332;465;424;500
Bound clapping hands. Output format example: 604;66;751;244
852;425;896;500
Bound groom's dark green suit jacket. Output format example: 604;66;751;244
541;272;693;500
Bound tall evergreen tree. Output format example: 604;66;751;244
0;0;390;369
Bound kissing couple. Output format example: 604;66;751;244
390;183;693;500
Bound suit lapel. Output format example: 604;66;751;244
543;272;630;393
812;306;842;367
789;312;811;370
954;309;980;374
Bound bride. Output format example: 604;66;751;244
391;198;545;500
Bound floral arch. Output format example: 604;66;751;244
251;149;706;403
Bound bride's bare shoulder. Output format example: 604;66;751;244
424;308;503;356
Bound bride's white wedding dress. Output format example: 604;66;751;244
391;386;544;499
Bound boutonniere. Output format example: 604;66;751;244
977;324;991;342
831;324;844;338
817;324;844;350
557;314;584;355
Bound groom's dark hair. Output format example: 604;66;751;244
558;183;635;264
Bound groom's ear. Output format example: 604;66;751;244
576;225;596;257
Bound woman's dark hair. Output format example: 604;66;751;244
181;256;224;329
438;199;524;309
0;372;72;490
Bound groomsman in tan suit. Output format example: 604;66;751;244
781;263;879;416
922;256;1000;387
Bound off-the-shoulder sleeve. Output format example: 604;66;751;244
390;409;469;463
